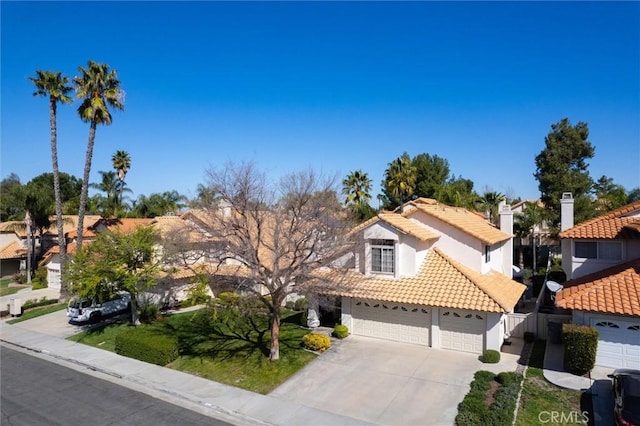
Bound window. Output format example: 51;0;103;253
575;241;622;260
371;239;394;273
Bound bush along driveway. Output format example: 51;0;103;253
455;340;586;426
68;306;317;394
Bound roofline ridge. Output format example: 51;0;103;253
432;248;509;312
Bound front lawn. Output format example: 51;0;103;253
68;307;317;394
514;340;582;425
6;303;67;324
0;277;28;297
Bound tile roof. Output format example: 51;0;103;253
67;217;155;238
350;212;440;242
38;242;79;266
559;201;640;240
405;198;511;245
0;241;27;259
555;259;640;316
316;248;525;313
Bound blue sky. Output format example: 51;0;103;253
2;1;639;204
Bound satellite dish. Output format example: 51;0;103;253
512;265;524;278
546;280;563;293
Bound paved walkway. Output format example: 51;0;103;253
0;287;61;313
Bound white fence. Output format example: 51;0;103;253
506;312;571;340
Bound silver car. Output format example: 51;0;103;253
67;292;131;323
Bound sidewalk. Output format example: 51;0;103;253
0;321;369;426
543;340;614;426
1;287;61;313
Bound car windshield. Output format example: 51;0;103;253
68;298;91;309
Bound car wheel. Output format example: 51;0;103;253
89;312;102;324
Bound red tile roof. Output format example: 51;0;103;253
556;258;640;316
559;201;640;240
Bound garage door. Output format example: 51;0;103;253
440;310;485;354
590;318;640;369
352;300;431;346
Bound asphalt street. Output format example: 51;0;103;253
0;345;232;426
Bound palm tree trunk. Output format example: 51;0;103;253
77;121;97;249
49;98;69;301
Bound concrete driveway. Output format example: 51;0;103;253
271;336;521;426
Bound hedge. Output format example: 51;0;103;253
562;323;598;375
115;328;179;366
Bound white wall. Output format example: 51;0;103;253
408;209;484;273
45;254;61;290
486;313;503;351
341;297;353;330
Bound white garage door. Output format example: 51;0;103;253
440;310;485;354
590;317;640;369
352;300;431;346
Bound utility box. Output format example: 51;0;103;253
9;298;22;316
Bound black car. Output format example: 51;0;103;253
609;369;640;426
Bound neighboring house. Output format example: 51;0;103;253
43;217;153;290
555;194;640;369
0;239;27;277
321;198;526;355
511;200;554;247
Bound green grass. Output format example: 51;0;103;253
514;340;582;426
6;303;67;324
68;307;317;394
0;278;28;297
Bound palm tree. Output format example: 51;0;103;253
29;70;72;299
90;171;131;217
74;61;124;249
517;201;548;272
342;170;372;208
478;191;506;225
383;153;417;208
112;150;131;206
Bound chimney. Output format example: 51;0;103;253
499;204;514;278
560;192;574;279
560;192;574;231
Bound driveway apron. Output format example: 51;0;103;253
271;335;495;426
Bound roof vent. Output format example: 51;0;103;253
562;192;573;200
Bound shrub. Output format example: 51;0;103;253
183;281;212;307
495;371;519;387
302;333;331;352
115;328;179;366
31;268;48;289
294;297;308;312
13;272;26;284
455;370;522;426
22;297;58;310
563;323;598;375
139;303;159;323
217;292;242;306
524;331;536;343
481;349;500;363
332;324;349;339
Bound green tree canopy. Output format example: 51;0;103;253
593;175;627;212
413;153;451;199
64;226;158;325
381;153;417;209
534;118;596;230
0;174;26;221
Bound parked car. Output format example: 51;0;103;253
67;292;131;323
609;369;640;426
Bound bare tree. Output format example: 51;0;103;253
193;162;354;361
